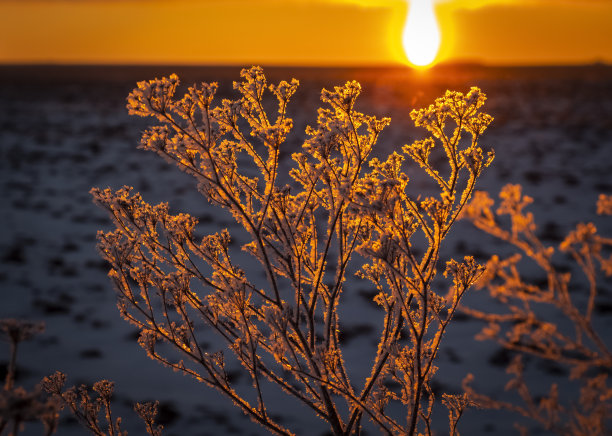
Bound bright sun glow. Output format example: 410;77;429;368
402;0;441;67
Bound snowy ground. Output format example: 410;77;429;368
1;64;611;435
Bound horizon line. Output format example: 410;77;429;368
1;60;611;69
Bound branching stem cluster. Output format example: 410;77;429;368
90;67;494;435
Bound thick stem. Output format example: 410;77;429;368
4;340;17;391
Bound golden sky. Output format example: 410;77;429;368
0;0;611;66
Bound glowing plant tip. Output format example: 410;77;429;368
402;0;441;67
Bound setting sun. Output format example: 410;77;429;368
402;0;441;67
1;0;611;66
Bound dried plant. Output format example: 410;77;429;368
42;372;163;436
90;66;493;435
0;319;58;436
0;319;163;436
461;187;612;434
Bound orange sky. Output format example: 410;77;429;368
0;0;611;66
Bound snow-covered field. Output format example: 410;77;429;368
1;64;611;435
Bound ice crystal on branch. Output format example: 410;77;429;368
92;67;494;435
461;184;612;434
